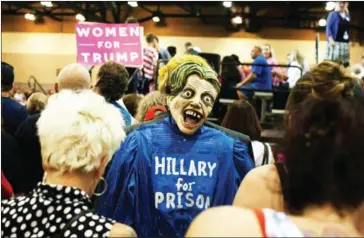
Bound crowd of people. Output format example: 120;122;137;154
2;50;364;238
2;2;364;237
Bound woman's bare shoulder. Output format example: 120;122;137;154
233;164;284;211
109;222;137;237
186;206;262;237
249;164;280;182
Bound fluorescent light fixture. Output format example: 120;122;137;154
40;1;53;7
75;13;86;22
223;1;232;8
231;16;243;24
325;1;336;11
152;16;160;23
128;1;138;7
25;13;36;21
318;18;327;27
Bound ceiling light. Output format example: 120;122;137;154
128;1;138;7
75;13;86;22
223;1;232;8
231;16;243;25
152;16;160;23
40;1;53;7
318;18;327;27
25;13;36;21
325;1;336;11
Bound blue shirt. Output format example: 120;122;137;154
110;101;132;126
251;55;272;90
1;97;28;135
159;48;172;61
97;116;254;237
326;11;350;42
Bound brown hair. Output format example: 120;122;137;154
221;99;261;140
310;61;356;100
282;61;364;215
135;91;167;122
122;93;142;117
285;61;358;126
146;33;158;44
96;61;129;102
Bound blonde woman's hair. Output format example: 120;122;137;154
37;90;126;174
289;50;305;70
135;91;167;122
335;1;349;13
26;92;48;115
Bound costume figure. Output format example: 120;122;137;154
97;55;254;237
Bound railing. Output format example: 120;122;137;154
28;75;47;94
235;62;303;77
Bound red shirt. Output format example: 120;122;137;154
142;46;159;81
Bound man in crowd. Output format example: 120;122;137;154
2;62;28;193
1;62;28;135
94;61;136;126
141;33;159;94
156;36;172;61
236;46;272;99
14;63;92;193
185;42;200;55
97;55;254;237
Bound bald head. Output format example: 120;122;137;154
57;63;91;91
251;46;263;59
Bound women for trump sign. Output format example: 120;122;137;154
76;23;143;67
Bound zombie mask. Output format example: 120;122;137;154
169;74;218;135
158;55;220;135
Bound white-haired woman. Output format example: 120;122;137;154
1;90;136;238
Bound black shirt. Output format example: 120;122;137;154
14;113;43;193
1;131;25;194
1;96;28;135
336;12;350;43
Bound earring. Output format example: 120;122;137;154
93;177;108;197
42;172;47;183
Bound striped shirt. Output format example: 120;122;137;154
142;46;159;81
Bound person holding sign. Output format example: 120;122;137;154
97;55;254;237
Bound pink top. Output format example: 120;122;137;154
266;58;283;86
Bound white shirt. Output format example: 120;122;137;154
251;141;274;167
287;61;302;88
